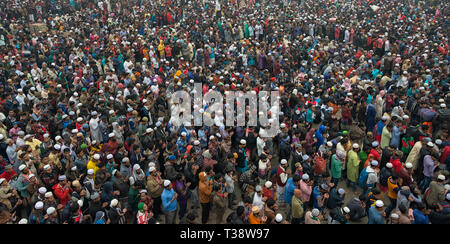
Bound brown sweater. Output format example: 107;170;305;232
198;172;213;204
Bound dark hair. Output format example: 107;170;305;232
244;196;252;204
415;202;425;211
205;166;212;173
398;203;407;214
266;199;276;208
175;173;183;181
236;206;245;216
293;174;301;182
371;188;381;195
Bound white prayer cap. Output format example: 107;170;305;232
93;154;100;160
311;209;320;217
19;164;26;171
405;162;413;169
343;207;350;214
54;144;61;150
71;166;77;171
370;160;379;167
352;143;359;149
391;213;399;219
280;123;286;128
110;199;119;208
302;174;309;180
386;163;393;168
427;142;434;147
18;218;28;224
35;201;44;210
265;181;272;188
107;154;114;160
149;166;156;172
58;175;66;181
122;157;129;163
375;200;384;207
181;132;187;137
108;132;115;138
372;141;379;147
164;180;171;187
275;213;283;223
280;159;288;164
55;136;62;141
46;207;56;215
240;139;246;145
45;192;53;198
38;187;47;194
0;178;5;184
437;174;446;181
87;169;95;175
71;129;78;134
77;117;83;122
43;164;51;170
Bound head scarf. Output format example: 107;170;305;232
132;164;145;181
94;211;105;224
100;182;114;203
138;202;145;213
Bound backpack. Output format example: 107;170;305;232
313;153;327;175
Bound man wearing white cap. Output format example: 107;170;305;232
236;139;248;175
89;111;103;143
425;174;447;210
87;153;101;177
45;206;59;224
275;159;289;206
53;175;73;206
29;201;45;224
161;179;178;224
346;143;361;192
358;160;379;195
368;200;385;224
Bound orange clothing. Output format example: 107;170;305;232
249;213;262;224
198;172;213;203
387;176;399;199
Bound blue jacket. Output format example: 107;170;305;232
368;206;384;224
390;126;401;149
284;178;297;205
412;209;429;224
315;125;326;149
161;188;177;212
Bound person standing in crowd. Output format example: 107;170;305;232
0;0;447;226
161;180;177;224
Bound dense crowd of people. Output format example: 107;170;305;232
0;0;449;224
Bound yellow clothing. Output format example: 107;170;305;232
387;176;399;199
48;152;62;171
87;160;100;178
26;138;42;154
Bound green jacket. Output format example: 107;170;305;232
291;196;304;219
330;154;343;179
128;186;140;211
347;150;360;183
